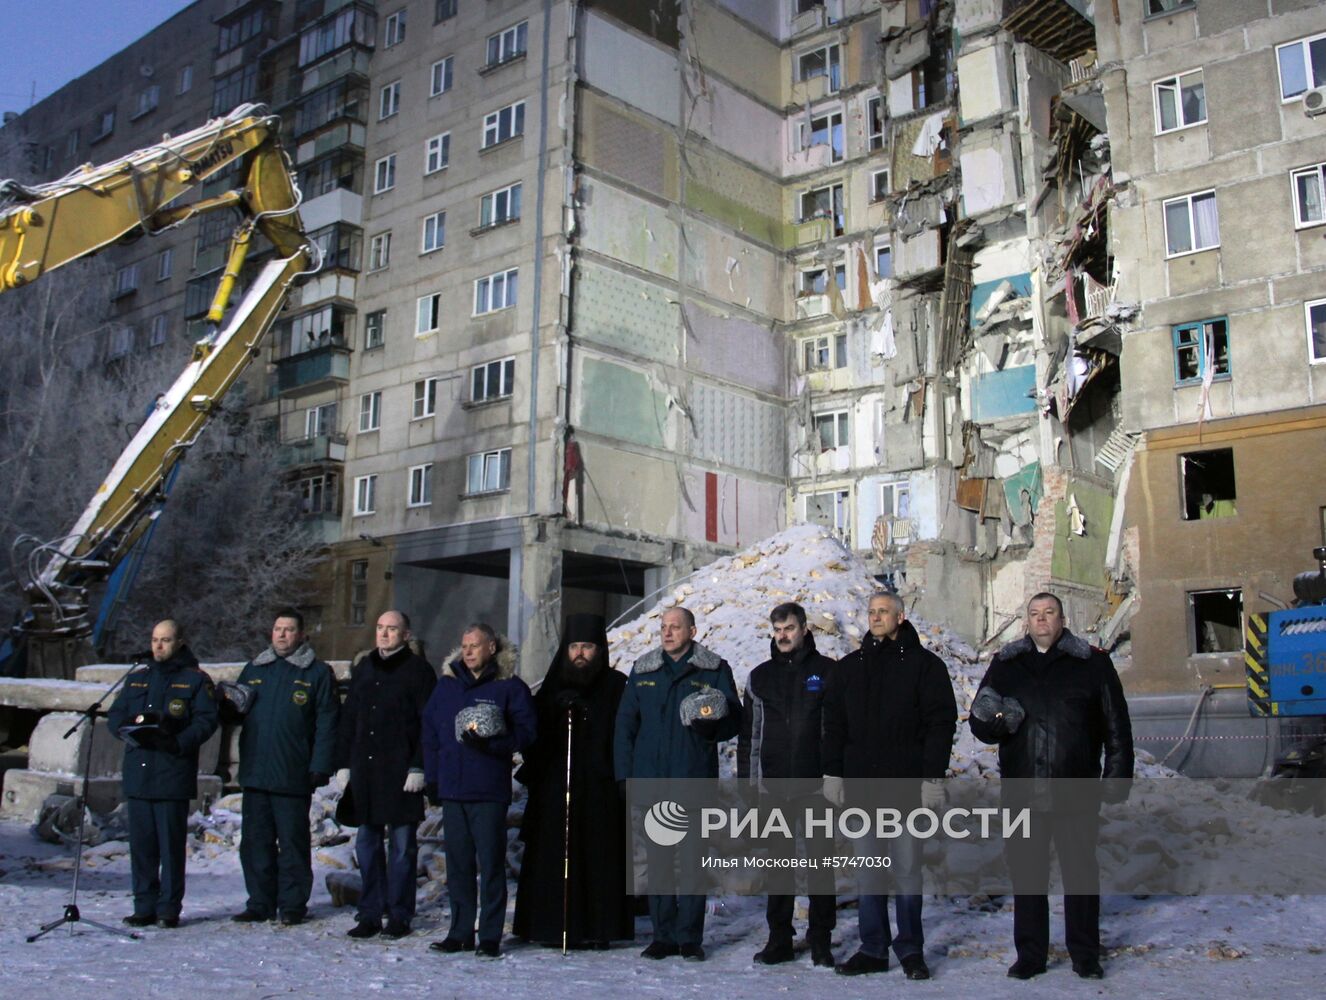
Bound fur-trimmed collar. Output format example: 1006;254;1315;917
441;635;518;680
995;629;1092;662
252;642;317;669
632;641;723;675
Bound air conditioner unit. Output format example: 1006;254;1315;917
1304;87;1326;118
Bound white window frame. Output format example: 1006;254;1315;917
482;101;525;148
156;248;174;282
384;9;406;48
353;474;378;516
412;377;440;419
430;56;454;97
814;409;850;450
368;232;391;271
474;268;518;316
379;80;401;120
358;391;382;432
364;309;385;350
799;183;844;234
479;182;522;228
874;239;893;279
306;401;337;438
417;293;441;335
1162;189;1219;258
866;95;885;151
132;84;159;120
113;263;138;298
373;153;396;194
148;314;168;348
870;168;890;202
471;357;516;402
1306;298;1326;365
421;211;445;254
800;333;847;372
408;464;433;508
800;109;844;162
425;132;450;174
804;489;850;536
1276;31;1326;102
177;64;193;95
465;448;512;496
797;43;841;91
486;21;528;67
798;262;845;297
1152;69;1206;134
880;480;913;545
1291;163;1326;230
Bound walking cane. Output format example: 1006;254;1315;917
561;705;574;955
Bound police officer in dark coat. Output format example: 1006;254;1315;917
821;592;957;980
108;619;219;928
513;613;632;949
970;592;1133;981
337;610;437;940
227;608;339;925
738;602;837;968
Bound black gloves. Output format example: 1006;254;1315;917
553;689;588;718
425;783;441;807
309;772;330;791
155;734;181;755
461;729;492;752
688;717;721;740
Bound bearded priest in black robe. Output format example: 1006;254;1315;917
513;613;633;948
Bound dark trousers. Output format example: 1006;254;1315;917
855;827;922;960
240;789;313;918
355;822;420;925
442;800;507;944
764;796;836;946
127;797;189;919
1005;810;1102;965
644;833;706;947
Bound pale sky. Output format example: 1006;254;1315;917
0;1;197;114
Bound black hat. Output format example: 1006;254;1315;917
563;613;606;645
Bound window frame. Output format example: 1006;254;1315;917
814;409;850;450
1276;31;1326;102
471;357;516;403
177;64;193;95
1146;0;1196;16
870;167;890;202
373;153;397;194
148;314;169;348
474;268;518;316
368;232;391;271
866;95;885;151
1171;317;1231;386
798;262;846;297
482;100;526;148
486;21;528;68
156;248;174;282
417;293;441;335
1152;68;1206;134
1291;162;1326;230
358;390;382;433
465;447;513;496
874;239;893;279
800;109;844;163
364;309;385;350
305;401;338;438
800;333;848;372
436;0;458;23
797;43;842;92
412;377;440;419
1186;587;1245;655
384;9;406;48
349;558;368;625
1162;189;1219;258
425;132;451;174
1306;298;1326;365
479;182;522;228
799;183;845;236
353;474;378;516
421;211;445;254
408;463;433;508
430;56;454;97
804;488;850;535
379;80;401;120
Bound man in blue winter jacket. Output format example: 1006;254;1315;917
614;606;740;963
422;622;536;959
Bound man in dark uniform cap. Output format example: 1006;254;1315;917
514;613;632;949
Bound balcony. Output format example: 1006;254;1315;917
279;433;348;469
274;342;351;395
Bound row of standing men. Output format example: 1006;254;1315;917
107;589;1132;979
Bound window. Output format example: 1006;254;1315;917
408;464;433;507
1173;317;1230;385
1292;163;1326;228
148;314;169;348
299;473;338;516
474;268;518;315
421;212;445;253
219;8;266;53
805;489;850;535
298;6;377;67
1276;32;1326;101
796;0;824;13
374;154;397;193
436;0;458;22
430;56;454;96
358;391;382;432
90;109;115;143
1154;70;1205;133
880;480;913;545
1147;0;1195;14
379;80;401;120
156;248;174;282
368;232;391;270
65;129;79;158
867;96;885;151
483;101;526;148
108;327;134;358
472;357;515;402
1163;190;1218;256
112;263;138;299
353;475;378;516
413;378;440;419
814;410;850;450
1306;299;1326;364
364;309;385;350
1179;448;1236;520
798;263;845;296
349;559;368;625
480;183;522;227
801;111;844;162
425;132;450;173
874;241;893;279
797;44;841;92
177;64;193;95
1188;588;1243;654
801;333;848;371
487;22;528;67
309;223;362;272
466;448;512;495
132;85;159;120
417;294;441;335
306;401;338;438
211;62;258;115
870;168;890;201
384;9;406;47
800;183;844;236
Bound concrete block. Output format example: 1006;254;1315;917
0;678;108;712
28;713;121;778
0;770;223;822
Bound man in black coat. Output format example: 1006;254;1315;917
513;613;632;949
336;609;437;940
970;592;1133;981
821;592;957;980
108;620;219;928
738;601;837;968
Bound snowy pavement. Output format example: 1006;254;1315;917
2;820;1324;998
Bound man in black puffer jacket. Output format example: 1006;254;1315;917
970;592;1133;982
738;602;837;968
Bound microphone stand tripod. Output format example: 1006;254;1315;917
28;663;142;942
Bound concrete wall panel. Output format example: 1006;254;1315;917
957;45;1003;124
682;214;784;309
692;1;784;105
572;262;678;364
683;303;785;395
577;180;680;279
581;12;680;127
690;381;787;475
578;90;679;200
684;72;784;175
684;147;788;248
575;356;669;449
577;439;680;537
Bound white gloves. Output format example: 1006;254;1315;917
334;768;351;791
403;771;426;794
821;775;845;807
920;779;946;811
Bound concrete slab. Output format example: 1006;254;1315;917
0;769;223;822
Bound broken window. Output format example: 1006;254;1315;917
1147;1;1195;17
867;96;885;151
870;168;890;202
1277;32;1326;101
814;410;850;450
805;489;850;536
1188;588;1243;654
1179;447;1237;520
1154;69;1206;132
799;183;844;235
801;111;844;162
1292;163;1326;228
912;49;950;110
801;333;848;371
797;44;841;92
1172;317;1230;385
1163;190;1219;256
880;481;912;545
1307;299;1326;364
798;262;845;296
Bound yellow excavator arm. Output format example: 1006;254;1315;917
0;104;315;657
